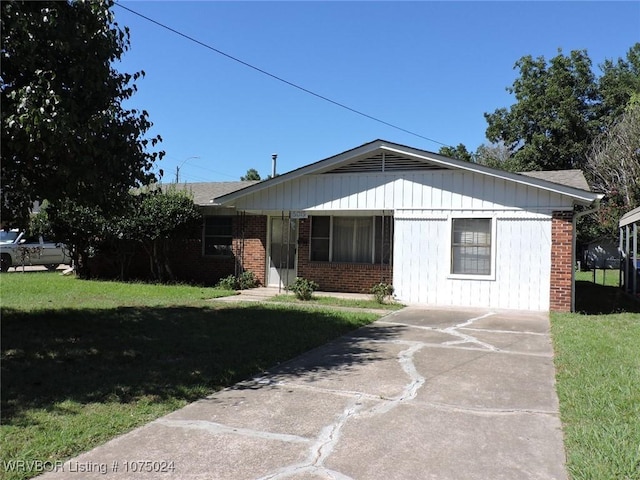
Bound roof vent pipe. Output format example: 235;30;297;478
272;153;278;178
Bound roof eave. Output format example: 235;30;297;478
215;140;386;204
380;145;600;205
619;206;640;227
215;140;601;206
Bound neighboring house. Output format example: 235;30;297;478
198;139;601;312
619;205;640;298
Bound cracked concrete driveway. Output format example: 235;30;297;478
40;307;567;480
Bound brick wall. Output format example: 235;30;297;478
169;238;236;285
550;210;574;312
88;214;268;286
295;218;393;293
233;214;267;286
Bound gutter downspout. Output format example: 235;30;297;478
571;198;602;311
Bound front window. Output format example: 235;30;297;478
451;218;492;275
310;216;392;264
204;216;232;256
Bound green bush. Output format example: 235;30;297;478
370;282;394;304
216;271;259;290
237;271;258;290
287;277;319;300
216;274;238;290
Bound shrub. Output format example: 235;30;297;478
237;270;258;290
216;271;259;290
287;277;319;300
370;282;394;304
216;274;238;290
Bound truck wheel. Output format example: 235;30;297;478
45;264;60;271
1;254;11;272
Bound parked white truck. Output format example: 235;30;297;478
0;230;71;272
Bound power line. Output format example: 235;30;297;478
114;2;451;148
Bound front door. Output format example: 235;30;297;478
268;216;297;288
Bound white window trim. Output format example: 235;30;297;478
446;214;497;281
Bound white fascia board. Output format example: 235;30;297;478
215;139;601;207
620;206;640;227
214;141;385;205
379;145;601;206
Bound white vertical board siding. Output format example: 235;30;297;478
229;169;567;311
394;212;552;311
231;171;573;212
393;214;445;305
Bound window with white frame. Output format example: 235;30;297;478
310;216;392;264
204;216;233;256
451;218;492;275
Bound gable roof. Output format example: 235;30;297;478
215;139;601;206
163;181;259;206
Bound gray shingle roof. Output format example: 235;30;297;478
519;169;591;192
162;181;259;206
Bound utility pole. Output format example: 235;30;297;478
175;156;200;183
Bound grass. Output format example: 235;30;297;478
551;274;640;480
575;268;621;288
0;272;379;480
0;272;235;310
268;293;405;310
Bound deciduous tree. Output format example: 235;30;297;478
240;168;261;181
124;188;202;283
583;99;640;240
438;144;474;162
1;0;163;234
485;49;600;171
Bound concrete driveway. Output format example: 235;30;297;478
40;307;567;480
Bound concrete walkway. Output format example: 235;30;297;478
212;287;380;303
40;306;567;480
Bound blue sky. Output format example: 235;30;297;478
113;1;639;183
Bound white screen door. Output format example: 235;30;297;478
268;217;297;287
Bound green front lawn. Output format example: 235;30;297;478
0;273;379;480
551;275;640;480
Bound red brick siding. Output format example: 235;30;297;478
295;218;393;293
88;214;268;286
232;214;267;286
168;239;236;285
550;211;574;312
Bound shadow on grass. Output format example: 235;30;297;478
575;281;640;314
1;304;402;425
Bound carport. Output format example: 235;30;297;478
619;205;640;297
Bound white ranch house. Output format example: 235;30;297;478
206;140;601;312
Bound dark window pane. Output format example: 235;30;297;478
204;217;233;256
311;239;330;261
310;216;330;261
311;216;330;237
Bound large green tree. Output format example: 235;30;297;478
1;1;163;230
598;44;640;127
438;144;474;162
485;49;601;171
